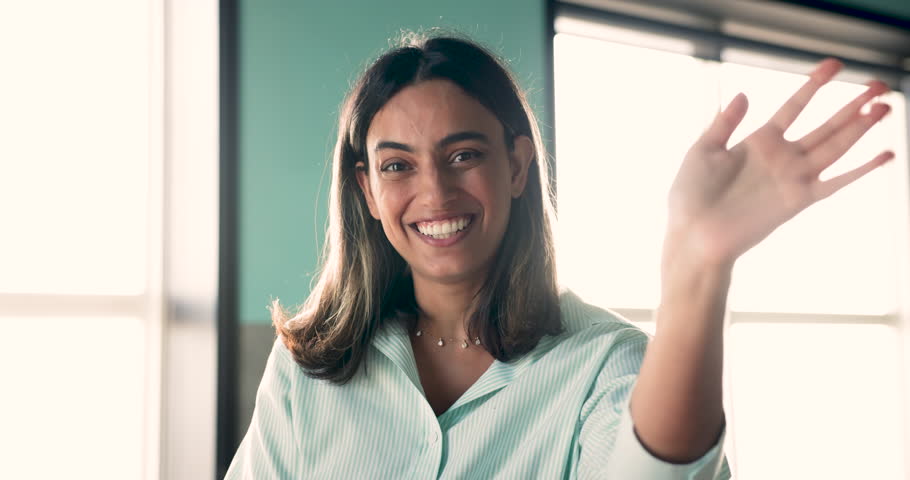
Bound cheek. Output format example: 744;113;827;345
374;189;408;229
472;166;513;216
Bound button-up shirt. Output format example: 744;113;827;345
225;289;731;479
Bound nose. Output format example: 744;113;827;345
418;164;458;208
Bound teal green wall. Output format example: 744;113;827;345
238;1;548;324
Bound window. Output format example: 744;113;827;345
0;2;161;479
554;12;908;480
0;2;220;479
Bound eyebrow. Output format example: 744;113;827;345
373;131;490;153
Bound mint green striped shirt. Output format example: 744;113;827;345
226;289;731;479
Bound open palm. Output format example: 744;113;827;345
667;58;894;267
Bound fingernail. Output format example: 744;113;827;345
867;79;886;90
876;104;891;122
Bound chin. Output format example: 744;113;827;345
414;264;485;285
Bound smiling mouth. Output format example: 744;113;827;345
409;214;474;240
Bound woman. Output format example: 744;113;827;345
225;32;892;479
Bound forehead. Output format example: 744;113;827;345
366;79;504;149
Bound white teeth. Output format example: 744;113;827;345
415;215;472;238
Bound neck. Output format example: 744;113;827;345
412;273;485;339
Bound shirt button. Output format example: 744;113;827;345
428;431;438;444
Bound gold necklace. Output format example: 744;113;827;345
414;321;482;349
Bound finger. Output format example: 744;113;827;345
813;150;894;200
797;80;890;151
807;102;891;173
702;92;748;148
769;58;842;131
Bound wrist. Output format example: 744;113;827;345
661;227;736;276
659;229;733;324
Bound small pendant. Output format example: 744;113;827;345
474;337;481;345
461;340;468;348
437;338;444;347
416;329;422;337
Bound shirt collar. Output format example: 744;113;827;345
371;316;557;414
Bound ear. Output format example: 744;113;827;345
354;161;381;219
508;135;534;198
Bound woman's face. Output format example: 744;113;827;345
356;79;533;288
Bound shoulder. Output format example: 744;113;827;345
256;335;334;409
260;335;298;386
511;288;650;388
260;334;323;394
551;286;651;363
558;286;648;338
269;334;297;366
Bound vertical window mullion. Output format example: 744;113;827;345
143;0;166;478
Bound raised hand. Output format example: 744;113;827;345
665;58;894;268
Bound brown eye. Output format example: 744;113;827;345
451;150;480;164
380;161;409;173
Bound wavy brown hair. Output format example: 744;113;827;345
270;32;563;385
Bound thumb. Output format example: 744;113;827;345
702;92;748;149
